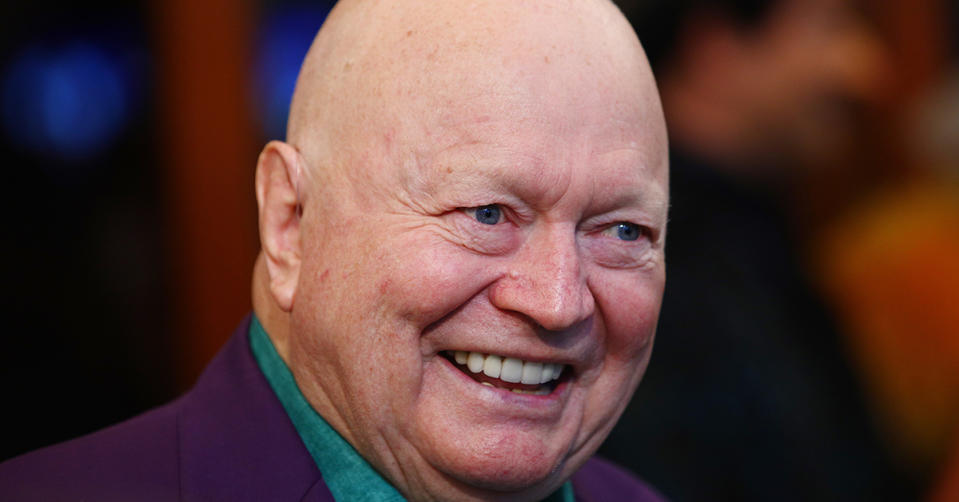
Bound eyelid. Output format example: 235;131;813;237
597;221;647;240
464;204;500;223
452;204;519;255
461;203;519;225
585;221;660;269
601;222;642;240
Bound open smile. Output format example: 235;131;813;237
443;350;567;396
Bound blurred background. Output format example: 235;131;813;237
0;0;956;500
0;0;336;464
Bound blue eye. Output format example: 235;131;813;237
472;204;502;225
613;222;642;241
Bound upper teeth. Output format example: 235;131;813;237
452;351;564;385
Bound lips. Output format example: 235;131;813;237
445;350;565;395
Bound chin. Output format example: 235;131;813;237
403;356;600;499
416;427;580;499
451;452;563;491
432;466;568;502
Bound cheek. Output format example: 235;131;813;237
595;269;664;362
379;234;501;327
571;272;663;458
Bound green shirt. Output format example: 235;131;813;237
249;316;574;502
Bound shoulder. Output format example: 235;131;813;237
0;400;182;501
572;456;668;502
0;316;327;502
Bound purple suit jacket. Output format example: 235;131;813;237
0;316;665;501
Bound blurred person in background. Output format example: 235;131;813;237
817;56;959;500
602;0;918;500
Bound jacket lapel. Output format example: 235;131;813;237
176;316;335;501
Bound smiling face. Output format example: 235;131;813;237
275;1;668;500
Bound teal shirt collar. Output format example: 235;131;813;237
248;315;574;502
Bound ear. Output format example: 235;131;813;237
255;140;303;312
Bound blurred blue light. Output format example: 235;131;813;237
254;4;335;140
2;41;133;163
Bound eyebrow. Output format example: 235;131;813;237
588;183;670;221
419;152;666;218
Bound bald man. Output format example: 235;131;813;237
0;1;668;500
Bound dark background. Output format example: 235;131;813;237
0;0;336;461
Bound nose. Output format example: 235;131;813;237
489;225;595;331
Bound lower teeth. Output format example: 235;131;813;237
479;378;548;395
510;388;549;395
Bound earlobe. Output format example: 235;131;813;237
255;140;303;312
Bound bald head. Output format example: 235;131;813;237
254;1;667;500
286;0;663;180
